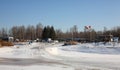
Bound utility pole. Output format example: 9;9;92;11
84;26;92;42
70;28;74;41
72;31;73;41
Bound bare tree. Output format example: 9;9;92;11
56;29;63;39
0;30;2;37
11;26;18;39
1;28;8;37
70;25;79;40
36;23;43;39
18;26;25;41
26;25;36;40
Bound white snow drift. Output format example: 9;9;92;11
0;42;120;70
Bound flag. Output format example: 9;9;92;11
85;26;91;29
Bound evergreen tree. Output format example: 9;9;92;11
42;27;47;39
42;26;56;40
46;26;51;38
50;26;56;40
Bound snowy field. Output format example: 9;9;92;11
0;42;120;70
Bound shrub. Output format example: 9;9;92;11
63;41;78;46
0;40;14;47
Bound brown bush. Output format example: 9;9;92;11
0;40;14;47
64;41;78;46
0;43;1;47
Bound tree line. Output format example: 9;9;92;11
0;23;120;41
0;23;43;41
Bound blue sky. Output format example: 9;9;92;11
0;0;120;31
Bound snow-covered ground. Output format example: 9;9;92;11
0;42;120;70
45;43;120;70
0;65;74;70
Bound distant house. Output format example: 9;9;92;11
57;38;88;43
113;37;119;42
0;36;14;42
42;38;52;43
97;35;113;42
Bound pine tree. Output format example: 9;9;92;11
50;26;56;40
42;26;56;40
46;26;51;38
42;27;47;39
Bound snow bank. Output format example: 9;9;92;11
1;42;120;70
0;47;13;54
45;43;120;62
45;47;58;55
59;43;120;54
0;42;42;58
0;65;74;70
